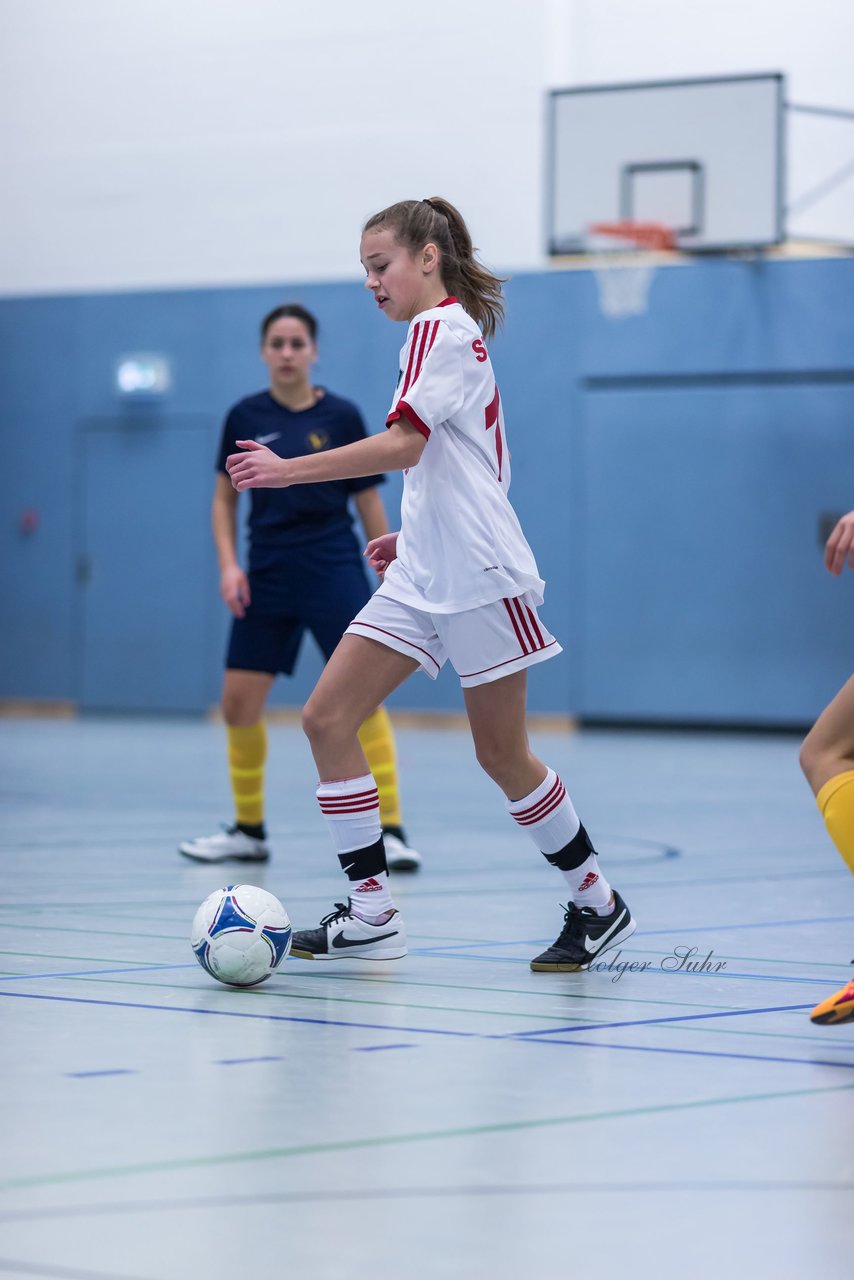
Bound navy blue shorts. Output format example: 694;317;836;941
226;558;373;676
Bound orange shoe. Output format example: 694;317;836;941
810;977;854;1025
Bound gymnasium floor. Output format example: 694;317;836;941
1;714;853;1280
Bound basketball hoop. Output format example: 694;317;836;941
584;220;676;318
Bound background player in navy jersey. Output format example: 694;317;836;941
179;303;420;871
800;507;854;1024
226;199;635;969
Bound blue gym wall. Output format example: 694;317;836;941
2;257;853;725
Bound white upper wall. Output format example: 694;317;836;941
1;0;852;295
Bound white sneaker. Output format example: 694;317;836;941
383;830;422;873
178;825;270;864
290;902;407;960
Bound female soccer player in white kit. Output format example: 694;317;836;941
227;197;636;971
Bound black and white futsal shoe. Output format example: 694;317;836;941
530;891;636;972
178;824;270;864
290;901;407;961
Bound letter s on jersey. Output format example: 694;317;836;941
472;339;488;363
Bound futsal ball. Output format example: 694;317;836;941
191;884;292;987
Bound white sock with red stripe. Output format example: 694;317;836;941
507;768;613;912
507;768;578;850
316;775;395;919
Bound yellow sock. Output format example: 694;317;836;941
358;707;402;829
816;769;854;875
228;722;267;828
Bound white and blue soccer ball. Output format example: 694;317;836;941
191;884;291;987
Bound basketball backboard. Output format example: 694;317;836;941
547;73;785;254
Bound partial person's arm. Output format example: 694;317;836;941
353;486;389;544
226;419;426;491
364;532;399;576
211;472;251;617
825;510;854;576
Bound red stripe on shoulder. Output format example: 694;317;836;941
400;322;422;397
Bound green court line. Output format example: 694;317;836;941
3;1081;852;1194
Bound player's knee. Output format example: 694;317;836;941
300;697;322;743
221;689;251;725
301;695;342;746
473;737;512;786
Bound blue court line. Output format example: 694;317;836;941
517;1036;854;1072
5;954;840;993
0;867;846;916
0;1178;851;1222
639;913;854;936
502;1002;815;1039
6;954;841;999
1;941;844;990
0;989;482;1039
354;1043;417;1052
415;951;841;984
64;1069;137;1079
413;913;854;951
11;1002;854;1077
215;1056;285;1066
0;988;833;1060
0;964;194;982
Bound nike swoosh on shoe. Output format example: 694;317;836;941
331;930;399;950
583;908;628;954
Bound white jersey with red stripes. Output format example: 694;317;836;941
380;298;545;614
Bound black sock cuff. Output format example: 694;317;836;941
542;823;595;871
236;822;266;840
338;837;387;882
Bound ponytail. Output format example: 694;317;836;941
363;198;506;340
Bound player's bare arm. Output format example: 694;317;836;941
211;472;250;616
824;509;854;576
353;486;390;544
227;419;426;491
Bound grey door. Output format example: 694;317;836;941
77;416;221;712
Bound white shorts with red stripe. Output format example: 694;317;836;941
346;590;562;688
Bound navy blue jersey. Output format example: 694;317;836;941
216;390;384;567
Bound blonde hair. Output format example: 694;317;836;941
363;197;506;340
